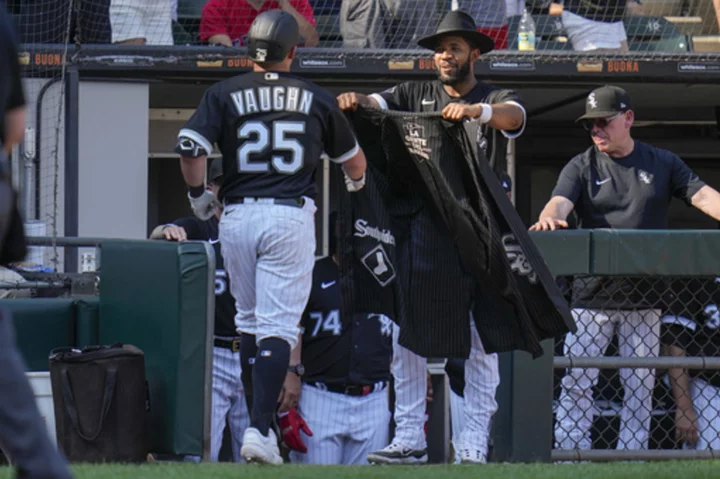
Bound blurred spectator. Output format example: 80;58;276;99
339;0;438;49
662;278;720;450
201;0;318;47
554;0;636;51
110;0;174;45
16;0;111;44
505;0;526;17
453;0;509;49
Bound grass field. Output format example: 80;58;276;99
3;461;720;479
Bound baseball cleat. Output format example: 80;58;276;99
458;447;487;464
240;427;283;465
367;442;428;465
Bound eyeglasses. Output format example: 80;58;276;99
581;112;623;131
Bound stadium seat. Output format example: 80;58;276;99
623;15;685;40
508;14;689;52
177;0;205;19
624;16;689;52
628;36;690;52
176;0;206;43
691;34;720;52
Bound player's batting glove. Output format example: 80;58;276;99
344;171;366;192
278;408;313;454
188;190;220;221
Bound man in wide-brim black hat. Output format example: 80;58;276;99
337;8;528;468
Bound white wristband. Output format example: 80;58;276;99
478;103;493;123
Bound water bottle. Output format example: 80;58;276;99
517;8;536;51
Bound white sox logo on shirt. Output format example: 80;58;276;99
361;244;396;287
502;234;538;284
369;314;393;337
704;304;720;330
639;170;653;184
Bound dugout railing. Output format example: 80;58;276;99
5;231;720;463
526;229;720;463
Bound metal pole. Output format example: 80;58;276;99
34;77;64;221
322;159;330;257
0;281;65;290
506;138;516;206
64;67;80;273
554;356;720;369
26;236;107;247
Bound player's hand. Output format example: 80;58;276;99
675;407;699;446
337;92;368;111
529;217;569;231
163;225;187;242
442;103;482;122
278;408;313;454
188;189;220;221
278;371;301;412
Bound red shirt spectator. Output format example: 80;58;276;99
200;0;318;47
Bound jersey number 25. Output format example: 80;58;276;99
237;120;305;174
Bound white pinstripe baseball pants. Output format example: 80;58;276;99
555;308;660;450
210;344;250;462
391;315;499;454
219;198;317;349
290;383;391;465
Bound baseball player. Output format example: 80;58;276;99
175;10;367;465
338;10;526;465
283;213;393;465
444;174;513;463
661;278;720;450
150;158;250;462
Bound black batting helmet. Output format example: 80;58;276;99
247;10;299;64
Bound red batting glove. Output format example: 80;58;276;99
279;408;313;453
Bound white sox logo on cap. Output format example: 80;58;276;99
254;48;268;62
588;93;598;109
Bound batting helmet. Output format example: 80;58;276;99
247;10;299;64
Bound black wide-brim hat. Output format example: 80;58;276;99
417;10;495;54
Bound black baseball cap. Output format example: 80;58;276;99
576;85;632;121
208;158;224;185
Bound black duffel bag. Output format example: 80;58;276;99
49;344;149;463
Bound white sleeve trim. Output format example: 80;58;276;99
369;93;389;111
660;315;697;331
327;141;360;164
501;101;527;140
179;128;213;155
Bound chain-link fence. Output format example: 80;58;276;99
552;275;720;461
7;1;720;60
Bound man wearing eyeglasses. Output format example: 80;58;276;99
531;85;720;453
